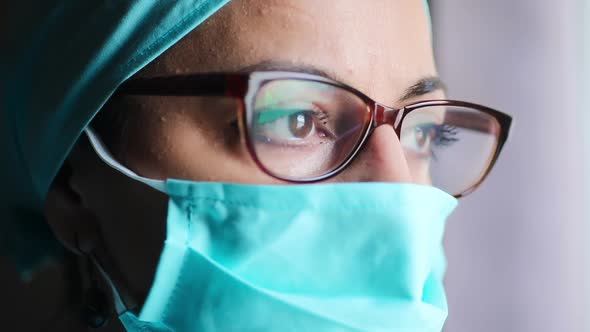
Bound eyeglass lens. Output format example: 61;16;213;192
249;79;501;195
250;79;369;179
400;105;500;195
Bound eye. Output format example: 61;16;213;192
408;125;435;153
252;105;334;147
402;124;460;159
288;112;315;138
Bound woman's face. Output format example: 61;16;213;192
48;0;439;307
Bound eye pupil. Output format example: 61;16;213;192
415;127;427;147
289;112;314;138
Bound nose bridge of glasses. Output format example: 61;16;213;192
373;102;402;129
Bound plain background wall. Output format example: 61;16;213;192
431;1;589;331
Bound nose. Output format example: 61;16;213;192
336;124;412;183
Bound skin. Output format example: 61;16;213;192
42;0;441;330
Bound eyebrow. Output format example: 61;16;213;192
238;60;447;103
400;77;447;102
239;60;341;80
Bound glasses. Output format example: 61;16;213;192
112;71;512;197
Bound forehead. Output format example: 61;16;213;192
140;0;435;103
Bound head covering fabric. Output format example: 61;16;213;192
425;0;432;29
1;0;230;277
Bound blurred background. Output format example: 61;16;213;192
430;1;589;331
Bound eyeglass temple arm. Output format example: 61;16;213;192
115;74;239;97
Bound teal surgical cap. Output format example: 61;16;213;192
1;0;231;278
1;0;431;279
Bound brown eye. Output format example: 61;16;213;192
414;126;428;148
288;112;315;138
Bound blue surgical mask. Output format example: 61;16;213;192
86;129;458;332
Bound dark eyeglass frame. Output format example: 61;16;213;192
114;71;512;197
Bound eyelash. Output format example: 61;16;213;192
433;125;459;147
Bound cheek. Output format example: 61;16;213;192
405;154;433;186
119;97;283;184
73;145;169;298
100;180;167;299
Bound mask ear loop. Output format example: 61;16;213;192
89;253;131;316
85;127;156;316
85;128;167;193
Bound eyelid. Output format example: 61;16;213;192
254;101;316;125
255;108;304;125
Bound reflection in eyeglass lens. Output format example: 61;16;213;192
251;79;368;179
251;80;500;195
402;106;500;195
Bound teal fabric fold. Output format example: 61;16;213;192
1;0;230;277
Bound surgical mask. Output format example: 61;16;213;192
86;129;458;332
